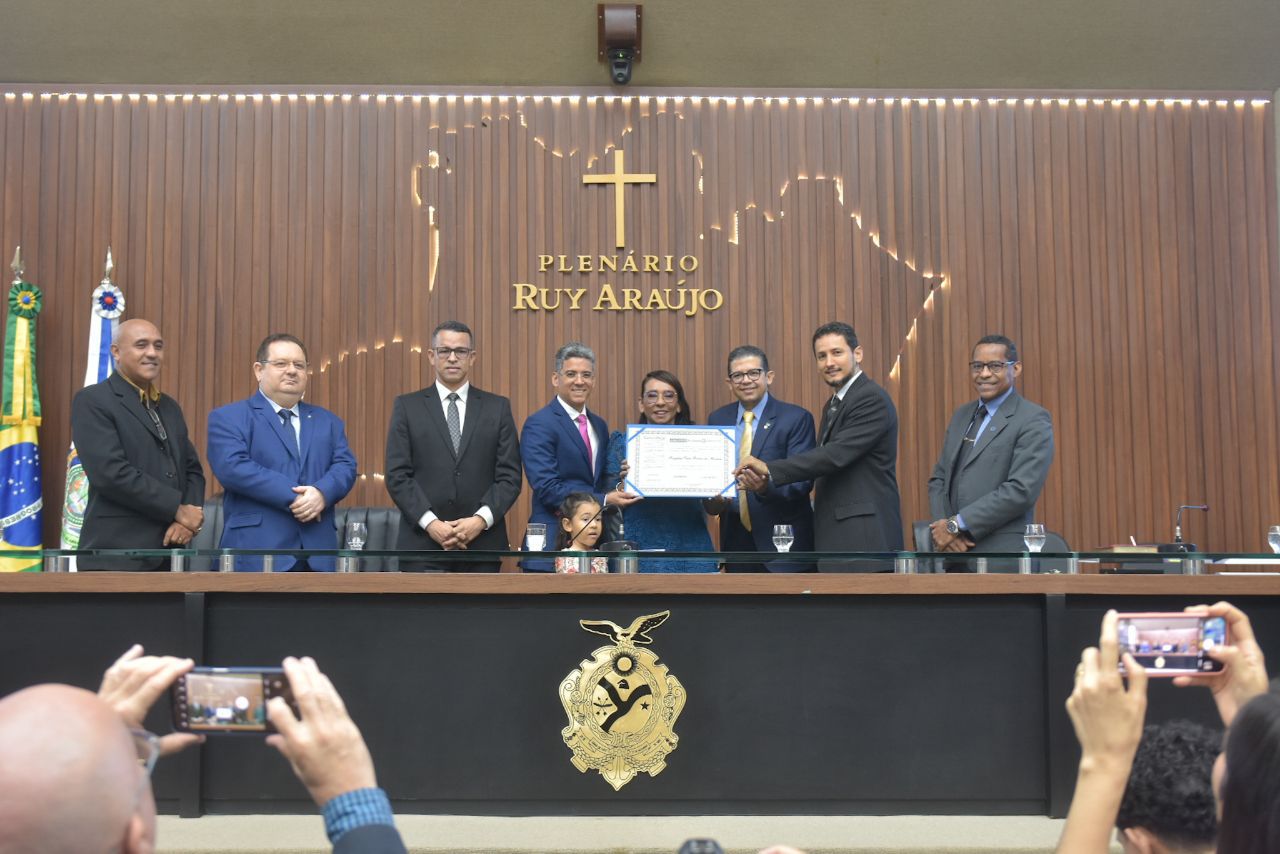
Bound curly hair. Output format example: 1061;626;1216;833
1115;719;1220;849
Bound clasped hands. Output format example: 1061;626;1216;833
928;518;975;553
426;515;487;550
164;503;205;546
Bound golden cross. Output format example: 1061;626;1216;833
582;150;656;249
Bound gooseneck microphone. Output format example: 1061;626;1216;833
1174;504;1209;545
567;500;611;550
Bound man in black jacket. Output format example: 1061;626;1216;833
70;318;205;570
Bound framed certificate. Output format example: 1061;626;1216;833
623;424;738;498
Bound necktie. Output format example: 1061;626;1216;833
820;395;840;443
279;408;300;454
576;413;593;468
948;404;988;509
446;392;462;454
738;411;755;532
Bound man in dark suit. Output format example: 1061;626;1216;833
927;334;1054;562
71;319;205;571
207;334;357;572
738;323;903;569
706;345;816;572
385;321;523;572
520;341;639;570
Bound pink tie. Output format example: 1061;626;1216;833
576;413;593;468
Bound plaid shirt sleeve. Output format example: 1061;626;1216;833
322;787;396;843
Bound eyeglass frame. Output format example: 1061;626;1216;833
431;347;475;359
129;728;161;777
641;390;678;402
257;359;309;372
968;360;1017;375
727;368;766;384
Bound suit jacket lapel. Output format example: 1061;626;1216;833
298;403;314;467
821;374;863;444
421;387;457;460
456;388;480;460
252;394;301;461
964;394;1019;470
111;373;163;441
750;398;776;457
554;401;593;468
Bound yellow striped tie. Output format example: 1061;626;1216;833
738;411;755;532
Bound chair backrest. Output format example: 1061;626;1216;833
188;495;225;571
335;506;401;572
911;521;932;553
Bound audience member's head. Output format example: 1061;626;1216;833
1216;689;1280;854
0;684;155;854
1115;719;1219;854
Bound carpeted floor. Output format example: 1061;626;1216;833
155;814;1097;853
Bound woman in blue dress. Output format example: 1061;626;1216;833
604;370;717;573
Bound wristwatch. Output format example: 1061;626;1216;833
945;516;961;535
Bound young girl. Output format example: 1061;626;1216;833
554;492;609;574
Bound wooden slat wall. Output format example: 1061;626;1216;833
1;89;1275;552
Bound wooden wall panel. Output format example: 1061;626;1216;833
0;89;1275;553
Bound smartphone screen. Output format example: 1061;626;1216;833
172;667;295;733
1116;613;1228;676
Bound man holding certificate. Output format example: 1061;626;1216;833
706;345;816;572
738;323;903;567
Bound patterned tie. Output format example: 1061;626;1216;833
738;411;755;532
446;392;462;454
576;413;593;469
278;408;299;454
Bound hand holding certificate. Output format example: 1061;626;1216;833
624;425;738;498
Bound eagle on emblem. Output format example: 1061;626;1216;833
579;610;669;646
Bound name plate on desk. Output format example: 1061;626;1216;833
624;424;737;498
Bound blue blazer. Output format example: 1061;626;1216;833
707;395;816;561
207;393;358;571
520;398;610;568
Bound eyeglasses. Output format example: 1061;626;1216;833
260;360;308;372
642;390;678;402
968;361;1016;374
144;401;168;443
561;370;594;381
727;368;765;384
130;728;161;776
433;347;474;359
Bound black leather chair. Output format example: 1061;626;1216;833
189;495;402;572
910;520;1070;573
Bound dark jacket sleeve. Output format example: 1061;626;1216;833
331;824;408;854
477;396;523;519
769;393;886;488
384;395;432;523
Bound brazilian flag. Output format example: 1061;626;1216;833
0;277;43;572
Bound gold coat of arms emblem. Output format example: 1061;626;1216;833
559;610;686;790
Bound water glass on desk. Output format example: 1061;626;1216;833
1024;523;1046;553
1269;525;1280;554
772;524;795;553
345;522;367;550
525;523;547;552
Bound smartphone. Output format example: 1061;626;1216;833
1116;613;1228;676
171;667;296;733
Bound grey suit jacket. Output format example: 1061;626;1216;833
927;392;1054;551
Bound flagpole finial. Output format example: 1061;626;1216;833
103;246;114;282
10;246;23;282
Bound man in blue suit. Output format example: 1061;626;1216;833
706;345;816;572
207;334;357;571
520;342;639;571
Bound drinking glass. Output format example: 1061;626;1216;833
1023;523;1047;553
525;523;547;552
772;524;795;553
1268;525;1280;554
345;521;367;551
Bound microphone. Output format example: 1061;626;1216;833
1174;504;1209;544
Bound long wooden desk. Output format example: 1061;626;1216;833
3;574;1277;818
